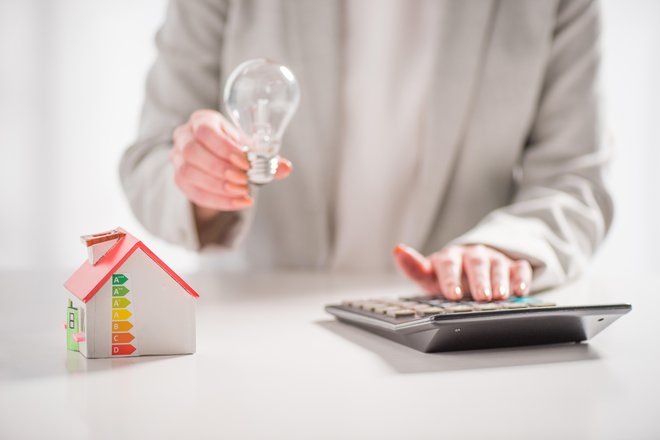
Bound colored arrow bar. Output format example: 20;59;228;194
112;286;129;297
112;274;128;285
112;332;135;343
112;344;136;356
112;321;133;332
112;298;131;308
112;309;132;320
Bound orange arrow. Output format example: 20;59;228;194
112;332;135;343
112;344;136;356
112;321;133;332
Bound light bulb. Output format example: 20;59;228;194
223;59;300;185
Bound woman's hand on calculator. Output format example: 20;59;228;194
393;244;532;302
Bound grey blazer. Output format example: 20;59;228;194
120;0;612;291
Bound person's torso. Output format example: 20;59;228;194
218;0;557;271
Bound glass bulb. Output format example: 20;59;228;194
223;59;300;185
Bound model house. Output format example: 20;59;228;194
64;228;199;358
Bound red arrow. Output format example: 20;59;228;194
112;344;136;356
112;333;135;343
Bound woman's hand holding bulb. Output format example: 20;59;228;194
393;244;532;302
171;109;293;223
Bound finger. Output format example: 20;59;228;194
464;246;492;301
174;124;248;184
274;157;293;180
189;110;250;170
511;260;533;297
173;123;195;152
174;162;249;198
490;256;511;300
176;178;253;211
177;141;249;185
429;248;463;301
392;244;439;295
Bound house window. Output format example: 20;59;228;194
80;308;85;332
68;312;75;329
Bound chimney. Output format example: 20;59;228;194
80;229;125;265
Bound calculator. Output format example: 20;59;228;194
325;296;631;352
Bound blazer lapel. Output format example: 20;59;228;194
402;1;498;248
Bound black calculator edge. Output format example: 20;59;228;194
324;303;632;352
325;303;632;332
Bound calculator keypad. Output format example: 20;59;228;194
340;296;556;320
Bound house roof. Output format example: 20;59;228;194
64;228;200;303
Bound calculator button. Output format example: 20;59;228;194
416;307;445;316
443;305;474;313
473;303;501;311
374;306;400;314
401;301;422;307
410;304;434;311
500;302;529;309
386;309;416;318
426;300;459;308
369;298;397;304
360;303;382;311
388;301;420;308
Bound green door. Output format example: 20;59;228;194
66;300;80;352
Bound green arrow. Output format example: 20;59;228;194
112;274;128;285
112;286;129;297
112;298;131;308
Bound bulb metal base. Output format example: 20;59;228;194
246;153;279;185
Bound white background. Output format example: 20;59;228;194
0;0;658;275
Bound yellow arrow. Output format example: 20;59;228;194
112;309;132;320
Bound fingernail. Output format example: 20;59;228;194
393;244;410;256
454;286;463;299
233;196;253;208
499;285;509;299
519;282;528;294
482;287;492;300
230;153;250;170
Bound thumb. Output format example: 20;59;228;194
274;157;293;180
392;244;439;295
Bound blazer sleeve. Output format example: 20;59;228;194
119;0;250;250
451;0;613;291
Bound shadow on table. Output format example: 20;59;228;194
316;320;601;374
0;345;187;381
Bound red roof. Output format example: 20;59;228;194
64;228;200;303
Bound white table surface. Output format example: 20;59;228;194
0;269;658;440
